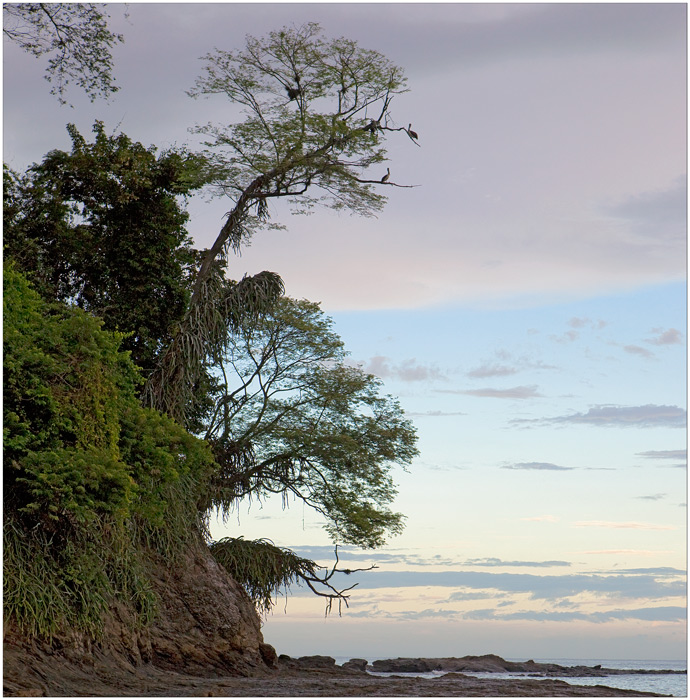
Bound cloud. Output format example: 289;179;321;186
502;462;574;471
446;590;508;602
550;330;580;344
406;410;467;418
466;363;519;379
634;493;667;501
285;545;465;569
462;606;686;623
569;317;607;330
5;4;686;313
317;570;686;600
466;356;559;379
601;176;687;251
574;521;676;531
463;558;571;568
597;567;686;576
579;550;675;556
623;344;655;359
637;449;687;461
515;404;686;428
646;328;683;346
360;356;446;382
439;385;542;399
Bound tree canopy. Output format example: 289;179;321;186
4;121;204;375
3;3;124;104
202;297;418;549
147;23;418;422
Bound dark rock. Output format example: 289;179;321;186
342;658;368;672
259;643;278;667
372;657;435;673
295;655;337;669
369;654;686;679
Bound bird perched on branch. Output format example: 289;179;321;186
407;123;419;140
381;167;390;183
286;85;301;100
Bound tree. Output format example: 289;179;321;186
4;122;204;375
201;297;418;549
3;3;124;104
146;23;418;422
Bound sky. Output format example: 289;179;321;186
3;2;687;661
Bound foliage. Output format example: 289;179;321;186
4;23;420;622
3;518;156;641
210;537;320;615
143;266;285;424
3;267;216;639
3;3;124;104
211;537;379;616
4;122;204;375
202;297;418;548
146;23;417;419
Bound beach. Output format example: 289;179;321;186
5;650;684;697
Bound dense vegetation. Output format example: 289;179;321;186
4;23;418;642
4;265;216;639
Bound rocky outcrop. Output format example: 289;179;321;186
3;544;274;696
369;655;686;678
342;658;368;672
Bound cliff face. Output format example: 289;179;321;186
3;545;277;696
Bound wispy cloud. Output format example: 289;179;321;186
315;570;686;600
439;385;543;399
578;549;675;556
514;404;686;428
463;557;570;568
466;363;519;379
447;590;508;602
287;545;464;569
406;410;467;418
623;344;655;359
465;354;558;379
520;515;559;522
637;449;687;461
502;462;574;471
634;493;667;501
569;317;607;330
463;606;686;623
596;567;686;576
574;521;676;531
602;176;687;252
359;356;446;382
550;330;580;344
646;328;683;346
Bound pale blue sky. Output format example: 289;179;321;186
4;2;686;661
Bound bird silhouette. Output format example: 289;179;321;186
380;167;390;183
408;123;419;140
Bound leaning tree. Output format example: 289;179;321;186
145;22;420;425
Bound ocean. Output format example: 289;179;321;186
335;657;687;697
